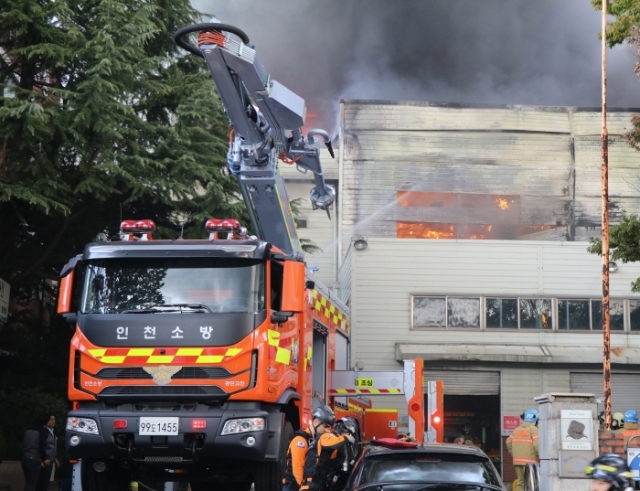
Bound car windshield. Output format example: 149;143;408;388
81;258;265;314
357;455;501;489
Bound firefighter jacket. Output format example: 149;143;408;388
506;422;539;466
301;432;351;491
284;428;313;489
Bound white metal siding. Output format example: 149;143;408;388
500;367;571;416
336;332;349;371
424;370;499;395
282;182;336;287
570;372;640;413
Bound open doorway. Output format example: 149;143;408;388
444;394;501;470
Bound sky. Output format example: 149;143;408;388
190;0;639;135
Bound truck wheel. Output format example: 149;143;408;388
254;421;293;491
81;459;128;491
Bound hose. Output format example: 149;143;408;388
174;23;251;57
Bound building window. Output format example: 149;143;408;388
486;298;518;328
412;296;480;328
413;297;446;327
447;297;480;328
591;300;624;331
519;299;552;329
558;300;590;330
630;300;640;331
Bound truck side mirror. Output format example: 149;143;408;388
280;260;305;313
57;270;75;315
57;255;83;323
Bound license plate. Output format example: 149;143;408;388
139;417;179;435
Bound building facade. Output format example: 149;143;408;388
282;100;640;477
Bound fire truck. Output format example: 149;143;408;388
57;20;354;491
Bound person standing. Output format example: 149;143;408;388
282;405;335;491
300;417;358;491
21;416;47;491
506;409;539;491
35;414;58;491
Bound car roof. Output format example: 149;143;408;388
363;442;490;459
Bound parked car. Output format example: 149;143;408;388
344;440;507;491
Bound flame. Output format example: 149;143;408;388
495;197;514;210
397;222;455;239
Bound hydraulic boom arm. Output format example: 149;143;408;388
175;21;335;257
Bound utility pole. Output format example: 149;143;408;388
601;0;612;431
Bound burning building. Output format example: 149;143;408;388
282;100;640;480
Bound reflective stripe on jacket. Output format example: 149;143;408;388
506;422;539;465
284;429;312;489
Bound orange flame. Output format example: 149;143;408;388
495;197;513;210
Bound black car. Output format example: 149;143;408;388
344;441;507;491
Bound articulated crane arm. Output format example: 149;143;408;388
175;21;335;257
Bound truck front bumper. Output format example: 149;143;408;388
66;402;271;463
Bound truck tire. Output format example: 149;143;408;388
254;421;293;491
81;459;128;491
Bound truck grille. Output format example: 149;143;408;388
96;367;232;379
99;386;227;397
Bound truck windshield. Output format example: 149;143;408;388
81;258;265;314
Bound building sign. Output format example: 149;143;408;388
0;277;9;324
558;450;594;478
561;410;593;450
502;415;521;436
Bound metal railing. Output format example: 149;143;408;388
524;462;540;491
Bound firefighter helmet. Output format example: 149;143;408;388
585;454;633;490
523;409;538;423
613;412;625;430
334;417;358;438
311;405;336;427
625;410;638;424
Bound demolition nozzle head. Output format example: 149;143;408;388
325;141;335;158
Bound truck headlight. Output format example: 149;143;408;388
67;417;100;435
221;418;265;435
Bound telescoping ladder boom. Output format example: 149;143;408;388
174;21;336;257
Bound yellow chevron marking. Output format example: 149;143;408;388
128;348;154;356
101;356;126;364
89;349;106;357
276;348;291;365
147;356;175;363
175;348;203;356
196;355;224;364
225;348;242;357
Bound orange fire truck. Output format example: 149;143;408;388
57;20;356;491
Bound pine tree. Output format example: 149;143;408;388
0;0;245;396
0;0;245;285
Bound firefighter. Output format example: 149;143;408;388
301;417;358;491
506;409;539;491
585;453;633;491
283;405;336;491
624;410;639;431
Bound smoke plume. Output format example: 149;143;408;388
191;0;639;135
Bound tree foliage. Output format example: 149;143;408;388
0;0;246;401
592;0;640;150
588;215;640;291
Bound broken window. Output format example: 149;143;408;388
519;299;552;329
413;297;446;328
558;300;590;330
486;298;518;328
447;297;480;328
629;300;640;331
592;300;624;331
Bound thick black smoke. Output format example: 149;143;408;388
191;0;639;134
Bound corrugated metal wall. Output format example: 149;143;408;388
339;100;640;251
